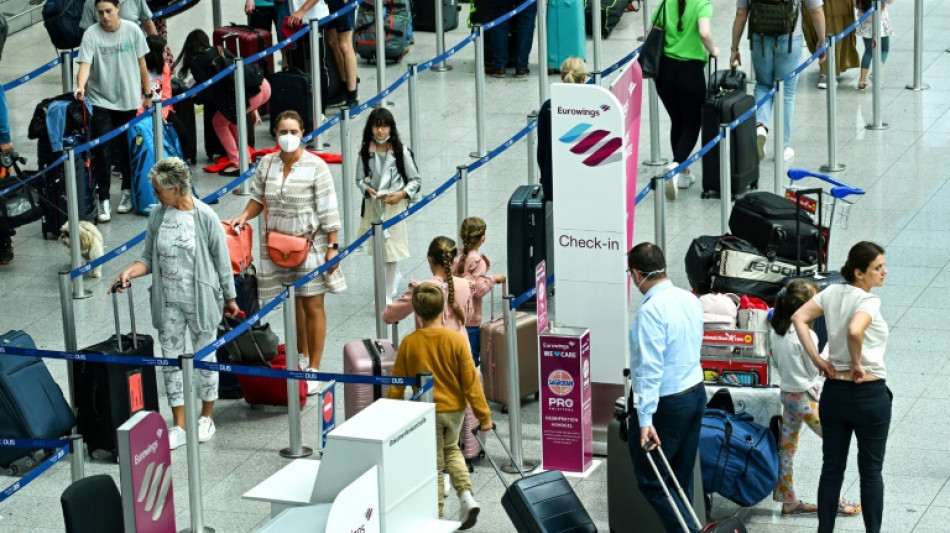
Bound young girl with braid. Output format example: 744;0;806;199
455;217;505;366
383;236;478;335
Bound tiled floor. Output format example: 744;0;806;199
0;0;948;530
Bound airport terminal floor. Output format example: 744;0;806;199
1;0;949;530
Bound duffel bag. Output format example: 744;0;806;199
728;191;821;262
710;236;817;300
700;408;779;507
684;235;719;294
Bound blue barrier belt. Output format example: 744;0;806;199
195;291;289;360
409;379;433;401
0;446;69;504
598;45;643;80
417;33;478;74
468;119;536;174
0;438;70;449
511;274;554;309
482;0;536;31
0;344;175;368
0;153;68;197
304;113;342;143
150;0;196;19
193;359;421;387
349;71;412;117
1;51;79;93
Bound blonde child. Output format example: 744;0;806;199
455;217;505;366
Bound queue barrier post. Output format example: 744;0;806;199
433;0;451;72
152;95;164;164
212;0;222;29
457;165;469;231
906;0;929;91
234;50;251;196
408;63;421;162
639;0;651;42
180;353;213;533
310;20;325;148
375;0;391;89
527;111;538;185
340;106;356;247
500;294;537;474
591;0;602;74
371;221;388;339
592;69;601;86
280;284;313;459
772;78;785;193
819;38;846;174
471;24;487;158
68;434;84;482
718;124;732;235
418;372;434;403
652;176;666;254
537;0;549;104
58;270;78;409
60;51;73;94
644;79;668;167
866;0;888;131
65;148;90;300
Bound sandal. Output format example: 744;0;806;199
782;501;818;515
857;81;868;90
838;498;862;515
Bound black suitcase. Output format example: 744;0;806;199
584;0;626;37
729;191;821;263
413;0;460;31
701;62;758;199
75;285;160;460
710;235;817;301
684;235;719;295
171;78;197;164
216;270;260;399
474;426;597;533
0;330;76;474
37;135;98;240
268;67;314;137
507;185;547;310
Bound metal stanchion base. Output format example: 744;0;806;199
431;64;453;72
819;163;847;173
180;527;215;532
232;189;251;196
865;123;890;131
643;158;670;167
469;151;486;158
906;83;931;91
637;35;645;42
279;446;314;459
72;289;93;300
501;459;538;474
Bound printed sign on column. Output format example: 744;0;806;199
117;410;176;532
609;59;643;255
536;261;548;333
320;381;337;450
539;327;592;473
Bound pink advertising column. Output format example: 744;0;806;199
117;410;176;532
539;327;592;474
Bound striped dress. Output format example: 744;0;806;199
252;152;347;299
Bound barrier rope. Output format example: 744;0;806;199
0;438;70;449
150;0;197;19
511;274;554;309
481;0;537;31
1;51;79;93
418;33;478;74
409;379;434;401
0;445;69;504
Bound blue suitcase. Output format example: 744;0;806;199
127;114;185;216
547;0;586;69
0;330;76;473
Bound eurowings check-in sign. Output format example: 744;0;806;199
118;410;176;532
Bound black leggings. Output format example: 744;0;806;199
90;107;136;201
817;379;892;533
655;54;706;165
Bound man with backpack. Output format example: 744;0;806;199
729;0;825;163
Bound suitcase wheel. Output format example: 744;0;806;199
501;404;509;414
466;460;474;473
91;448;110;461
701;190;712;200
751;181;759;190
5;465;18;475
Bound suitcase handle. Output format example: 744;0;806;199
110;281;138;352
642;444;705;532
471;424;525;486
488;280;507;321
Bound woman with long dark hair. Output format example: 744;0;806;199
356;108;420;302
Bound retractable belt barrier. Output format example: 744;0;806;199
0;444;69;504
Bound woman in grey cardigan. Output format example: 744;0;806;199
111;158;238;450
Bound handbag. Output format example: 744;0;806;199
637;0;667;79
218;312;280;365
0;167;44;230
262;156;316;268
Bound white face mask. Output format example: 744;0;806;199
635;269;665;293
373;134;390;144
277;134;301;153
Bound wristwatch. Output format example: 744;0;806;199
328;243;339;250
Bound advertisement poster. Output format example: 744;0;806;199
117;410;176;532
536;261;548;333
539;328;592;473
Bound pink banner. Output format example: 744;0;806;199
610;61;644;254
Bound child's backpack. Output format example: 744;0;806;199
748;0;798;53
42;0;84;50
700;408;779;507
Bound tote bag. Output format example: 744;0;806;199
638;0;667;79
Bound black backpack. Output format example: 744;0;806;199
42;0;84;50
748;0;798;53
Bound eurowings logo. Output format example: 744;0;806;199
138;460;173;521
365;507;374;520
558;123;623;167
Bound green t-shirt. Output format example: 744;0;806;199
652;0;713;62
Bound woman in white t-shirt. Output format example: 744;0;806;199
791;241;890;533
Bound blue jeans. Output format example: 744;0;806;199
751;33;803;149
628;383;705;533
466;326;481;367
861;36;890;70
488;0;537;69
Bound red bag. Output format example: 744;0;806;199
235;345;308;407
222;222;253;274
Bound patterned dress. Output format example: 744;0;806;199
252;151;347;299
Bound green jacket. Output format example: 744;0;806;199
141;199;236;332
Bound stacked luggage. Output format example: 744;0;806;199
701;63;759;199
355;0;413;63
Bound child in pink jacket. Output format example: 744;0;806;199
454;217;505;366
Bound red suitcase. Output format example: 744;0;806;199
342;335;397;419
212;24;275;76
235;346;308;407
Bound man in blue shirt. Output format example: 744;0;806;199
627;242;705;532
0;84;14;265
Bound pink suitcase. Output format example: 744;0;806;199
459;405;484;464
480;286;540;412
342;327;398;419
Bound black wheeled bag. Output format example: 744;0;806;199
475;426;597;533
684;235;720;294
37;134;98;240
413;0;460;31
729;191;821;262
701;60;758;199
584;0;627;37
268;67;314;137
710;235;817;300
507;185;547;310
355;0;412;62
75;285;159;460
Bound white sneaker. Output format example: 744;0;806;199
784;147;795;162
98;199;111;223
443;472;451;497
117;190;133;214
756;125;767;161
306;368;321;396
663;163;679;200
677;170;695;189
458;490;480;530
817;74;828;89
167;425;187;450
197;416;216;443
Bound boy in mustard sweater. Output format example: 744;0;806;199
387;282;492;530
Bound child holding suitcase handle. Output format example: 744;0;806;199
455;217;506;366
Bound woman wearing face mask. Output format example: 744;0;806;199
224;111;346;389
356;108;421;303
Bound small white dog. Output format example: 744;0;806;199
60;221;105;278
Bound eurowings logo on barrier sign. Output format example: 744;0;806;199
558;122;623;167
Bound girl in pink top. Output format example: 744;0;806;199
383;236;485;335
455;217;505;366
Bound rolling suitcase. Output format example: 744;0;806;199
480;284;540;411
547;0;586;69
0;330;76;474
127;114;185;215
213;24;275;76
75;285;159;460
171;78;197;164
413;0;459;31
459;406;484;466
268;67;314;137
584;0;626;37
701;61;758;199
235;346;308;407
342;330;397;419
728;191;822;264
355;0;412;63
38;134;98;240
475;426;597;533
507;185;547;310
